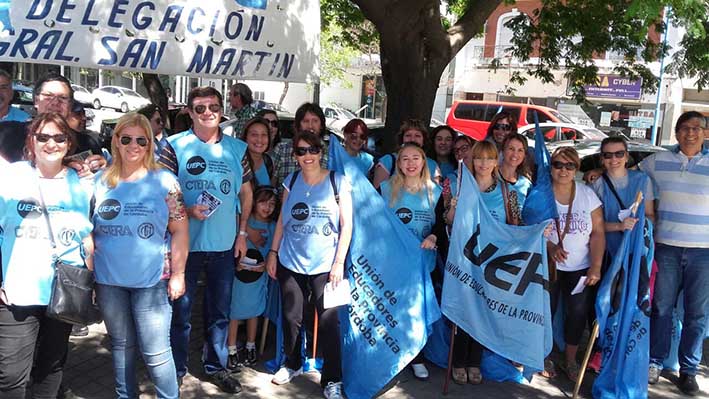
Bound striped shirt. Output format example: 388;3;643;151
639;146;709;248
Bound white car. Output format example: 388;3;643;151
322;104;380;133
91;86;151;113
71;84;94;106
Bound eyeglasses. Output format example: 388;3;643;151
493;123;511;131
119;136;149;147
551;161;577;171
267;120;279;127
678;126;704;135
193;104;222;114
346;132;366;140
39;92;71;104
294;146;321;156
454;144;471;154
34;133;68;143
601;150;626;159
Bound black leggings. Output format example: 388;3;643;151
550;269;595;346
277;264;342;387
452;329;483;368
0;304;72;399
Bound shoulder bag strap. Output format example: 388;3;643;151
555;180;575;250
498;172;514;225
36;173;59;260
288;170;300;192
601;172;627;209
329;170;339;205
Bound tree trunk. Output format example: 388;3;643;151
279;82;289;106
142;73;169;127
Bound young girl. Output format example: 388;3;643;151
228;186;278;368
380;142;443;381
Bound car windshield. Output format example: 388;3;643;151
580;128;607;140
551;110;575;123
15;89;33;103
124;89;142;97
338;108;357;119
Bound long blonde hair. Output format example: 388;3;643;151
388;143;436;208
103;113;159;188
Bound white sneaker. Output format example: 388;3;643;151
411;363;429;380
271;366;303;385
323;381;343;399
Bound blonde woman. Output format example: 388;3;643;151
380;142;443;380
92;113;189;398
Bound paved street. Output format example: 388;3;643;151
62;291;708;399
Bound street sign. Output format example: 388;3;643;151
0;0;320;83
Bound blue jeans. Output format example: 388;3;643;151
650;243;709;375
96;280;177;399
170;250;233;376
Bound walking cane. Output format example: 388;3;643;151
443;324;457;395
312;308;319;360
573;321;599;399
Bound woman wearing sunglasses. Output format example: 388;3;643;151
342;118;374;175
548;146;605;381
137;104;169;160
0;112;93;399
485;112;517;152
92;113;189;399
266;131;352;399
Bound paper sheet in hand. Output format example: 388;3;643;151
196;191;222;217
572;276;587;295
239;256;264;270
65;150;92;163
323;279;351;309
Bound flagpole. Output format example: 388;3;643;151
443;324;457;395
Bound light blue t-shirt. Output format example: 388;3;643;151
348;151;374;176
248;217;275;258
380;180;442;240
168;129;248;252
378;153;440;181
0;162;92;306
92;169;179;288
1;106;30;122
481;183;507;223
254;161;271;186
438;160;456;177
279;171;350;275
506;175;532;211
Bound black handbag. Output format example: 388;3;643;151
37;175;102;325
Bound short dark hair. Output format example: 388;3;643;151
137;103;161;120
398;119;429;146
256;109;277;119
294;103;326;135
600;135;628;153
0;69;11;82
34;72;73;101
25;112;77;164
675;111;706;133
187;86;223;109
292;130;322;152
230;83;253;106
242;117;272;149
343;118;369;137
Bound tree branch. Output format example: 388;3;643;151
448;0;503;54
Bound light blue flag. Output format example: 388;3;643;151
328;137;441;399
522;112;558;224
441;166;552;371
593;203;654;399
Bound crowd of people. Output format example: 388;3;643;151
0;72;705;399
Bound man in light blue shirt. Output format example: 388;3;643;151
0;70;29;122
642;111;709;396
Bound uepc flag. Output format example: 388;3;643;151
522;112;558;224
328;138;441;399
594;206;654;399
441;166;552;370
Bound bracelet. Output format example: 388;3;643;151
238;230;248;236
268;249;278;255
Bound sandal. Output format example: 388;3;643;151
537;358;556;379
560;361;580;382
467;367;482;385
452;367;467;385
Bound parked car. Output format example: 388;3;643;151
446;100;575;141
517;122;666;172
91;86;151;113
71;84;94;106
322;104;381;133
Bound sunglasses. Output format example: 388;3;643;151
193;104;222;114
294;146;321;156
119;136;149;147
551;161;577;171
493;123;512;131
346;132;366;140
601;150;626;159
34;133;68;143
454;144;471;154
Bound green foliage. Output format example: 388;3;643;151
505;0;709;101
320;26;358;87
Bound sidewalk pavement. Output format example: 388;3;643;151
63;317;707;399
